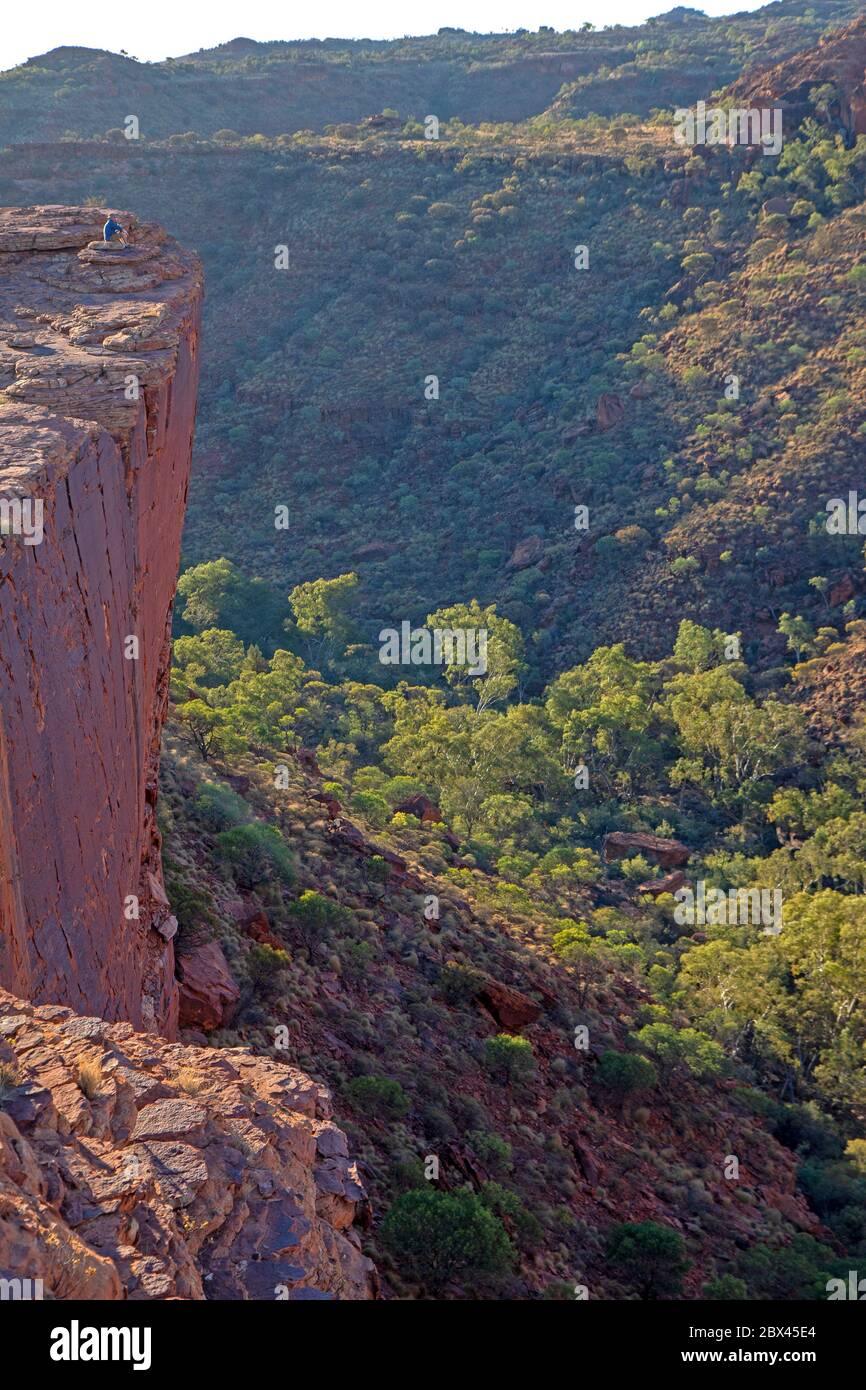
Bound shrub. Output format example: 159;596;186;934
605;1220;690;1299
427;202;459;220
248;943;290;995
194;781;250;832
0;1061;20;1105
289;890;352;949
596;1050;657;1101
214;823;295;890
380;1187;513;1292
349;790;391;828
468;1129;513;1174
484;1033;535;1084
703;1274;747;1300
480;1181;543;1250
76;1059;103;1100
737;1234;838;1300
439;961;483;1006
344;1074;409;1120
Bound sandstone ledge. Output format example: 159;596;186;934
0;205;201;434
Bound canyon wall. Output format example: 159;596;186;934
0;208;377;1299
0;206;201;1035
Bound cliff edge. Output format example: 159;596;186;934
0;206;202;1036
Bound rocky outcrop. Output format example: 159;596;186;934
602;831;691;870
395;794;444;824
637;869;687;897
474;974;543;1032
0;989;376;1300
595;392;626;432
0;206;202;1036
728;16;866;144
507;535;545;571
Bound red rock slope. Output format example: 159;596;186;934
728;15;866;140
0;207;202;1035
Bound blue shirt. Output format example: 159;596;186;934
103;218;123;241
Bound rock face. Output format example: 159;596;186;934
728;16;866;143
0;208;377;1302
0;206;203;1036
0;989;376;1300
177;942;240;1033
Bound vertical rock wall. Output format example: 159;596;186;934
0;207;203;1035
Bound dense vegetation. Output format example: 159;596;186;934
153;543;866;1297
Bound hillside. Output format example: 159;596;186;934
1;4;866;1307
0;2;863;144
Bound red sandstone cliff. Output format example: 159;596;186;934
0;208;376;1299
0;206;202;1035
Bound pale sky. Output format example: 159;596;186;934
0;0;771;72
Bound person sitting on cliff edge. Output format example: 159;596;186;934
103;214;128;247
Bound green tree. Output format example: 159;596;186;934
214;823;295;890
633;1022;726;1081
288;572;359;667
606;1220;690;1299
177;558;287;651
424;600;524;712
778;612;815;662
381;1188;513;1293
175;698;241;760
173;628;247;687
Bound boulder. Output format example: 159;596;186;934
595;392;626;431
602;830;690;870
830;573;856;606
395;794;444;824
761;197;794;216
177;942;239;1033
637;870;686;897
474;973;542;1031
507;535;545;571
237;908;282;950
